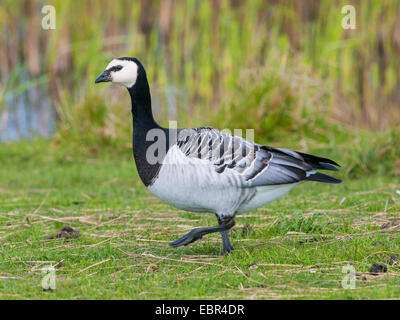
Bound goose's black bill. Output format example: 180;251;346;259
95;71;111;83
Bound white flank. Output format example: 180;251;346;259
236;183;299;213
148;145;300;216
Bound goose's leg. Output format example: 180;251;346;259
219;216;235;254
170;215;235;253
170;225;223;248
221;230;234;253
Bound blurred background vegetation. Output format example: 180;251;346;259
0;0;399;179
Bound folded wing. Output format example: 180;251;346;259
176;127;341;186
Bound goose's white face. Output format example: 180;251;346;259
95;59;138;88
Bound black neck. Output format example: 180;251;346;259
128;76;158;129
128;72;167;187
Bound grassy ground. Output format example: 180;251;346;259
0;141;399;300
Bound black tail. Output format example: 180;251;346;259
297;151;342;184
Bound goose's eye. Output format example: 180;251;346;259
109;65;123;72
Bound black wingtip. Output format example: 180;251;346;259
306;172;342;184
318;162;339;171
296;152;341;170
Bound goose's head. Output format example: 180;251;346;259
95;57;142;89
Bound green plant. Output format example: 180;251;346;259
273;211;326;234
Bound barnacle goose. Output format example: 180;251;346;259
95;57;341;253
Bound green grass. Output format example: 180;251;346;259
0;140;399;300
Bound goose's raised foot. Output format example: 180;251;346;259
170;228;212;247
170;217;236;254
